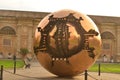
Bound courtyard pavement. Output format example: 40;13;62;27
2;61;120;80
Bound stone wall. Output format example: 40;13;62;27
0;10;120;62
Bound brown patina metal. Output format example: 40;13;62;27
34;9;102;76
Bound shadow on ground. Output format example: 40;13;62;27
36;76;76;80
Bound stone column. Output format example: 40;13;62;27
27;26;33;52
16;24;21;52
116;26;120;56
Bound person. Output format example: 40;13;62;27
24;56;31;69
8;53;12;59
110;56;114;63
103;54;107;62
0;52;3;59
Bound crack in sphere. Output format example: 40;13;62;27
34;9;102;76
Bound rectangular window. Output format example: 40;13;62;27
3;39;11;46
103;43;110;49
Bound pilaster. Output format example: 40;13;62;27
116;26;120;55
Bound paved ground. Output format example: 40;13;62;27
2;61;120;80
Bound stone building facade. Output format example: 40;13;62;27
0;10;120;62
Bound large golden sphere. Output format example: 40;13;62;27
34;9;102;76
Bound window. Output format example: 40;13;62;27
101;32;114;39
0;26;16;35
3;39;11;46
103;43;110;49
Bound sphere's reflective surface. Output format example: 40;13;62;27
34;9;102;76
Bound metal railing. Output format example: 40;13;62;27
0;65;3;80
0;62;119;80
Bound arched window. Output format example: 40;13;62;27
0;26;16;35
101;31;115;49
101;31;114;39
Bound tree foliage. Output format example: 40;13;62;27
19;48;29;57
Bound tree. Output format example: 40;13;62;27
19;48;29;58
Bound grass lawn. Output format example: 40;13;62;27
88;63;120;73
0;59;24;68
1;59;120;74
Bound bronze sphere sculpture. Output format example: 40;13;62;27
34;9;102;76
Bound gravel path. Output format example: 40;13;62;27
2;62;120;80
